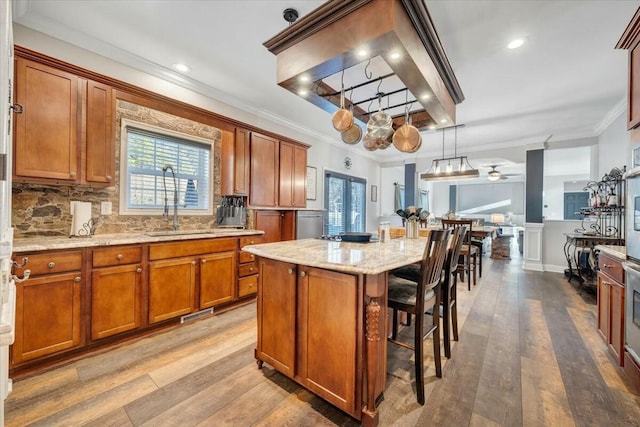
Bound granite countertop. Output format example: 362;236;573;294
243;237;427;275
596;245;626;261
14;229;264;253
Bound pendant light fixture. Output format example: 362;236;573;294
420;125;479;181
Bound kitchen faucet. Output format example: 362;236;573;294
162;165;179;230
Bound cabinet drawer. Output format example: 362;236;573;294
239;251;256;264
599;254;624;284
240;235;264;248
238;275;257;297
14;251;82;277
239;262;258;277
93;246;142;267
149;238;237;260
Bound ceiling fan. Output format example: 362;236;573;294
487;165;509;181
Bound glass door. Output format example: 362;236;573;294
325;171;366;235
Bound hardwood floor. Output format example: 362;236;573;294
6;251;640;426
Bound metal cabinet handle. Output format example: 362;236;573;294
13;257;28;268
300;271;306;277
13;269;30;283
601;281;611;286
191;261;196;265
202;259;206;264
116;254;123;260
288;268;294;274
70;172;76;178
602;264;613;269
9;103;23;114
249;283;254;288
74;277;81;282
48;262;56;269
136;268;142;273
106;175;112;182
249;267;254;272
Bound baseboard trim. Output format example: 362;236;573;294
543;264;567;274
523;261;544;271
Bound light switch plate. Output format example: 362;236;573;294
101;201;112;215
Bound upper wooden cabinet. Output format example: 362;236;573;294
617;9;640;130
250;132;307;208
13;56;114;185
221;127;250;196
279;140;307;208
250;132;280;207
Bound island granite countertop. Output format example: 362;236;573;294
14;229;264;253
243;237;427;275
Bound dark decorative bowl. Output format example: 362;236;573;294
339;232;372;242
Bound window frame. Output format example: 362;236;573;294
119;119;214;216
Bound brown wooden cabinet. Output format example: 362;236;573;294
617;8;640;130
256;258;358;415
254;210;295;243
278;140;307;207
90;246;143;340
250;133;279;207
13;56;114;185
12;250;83;365
148;257;196;323
238;235;263;298
221;127;250;196
597;253;625;366
199;251;237;309
249;132;308;208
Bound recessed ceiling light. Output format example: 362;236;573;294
389;51;401;60
357;48;369;57
428;125;436;130
172;63;190;73
420;94;430;100
299;74;310;82
440;119;447;123
507;38;525;50
298;89;308;96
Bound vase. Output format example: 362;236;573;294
406;220;419;239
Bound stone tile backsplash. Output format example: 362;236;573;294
12;100;229;238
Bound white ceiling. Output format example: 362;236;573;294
11;0;638;172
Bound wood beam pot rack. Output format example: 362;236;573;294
264;0;464;152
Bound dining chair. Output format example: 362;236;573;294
387;228;451;405
442;219;478;291
392;226;466;359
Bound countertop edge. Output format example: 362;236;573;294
595;245;626;261
14;230;264;253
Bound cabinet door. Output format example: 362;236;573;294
148;257;196;323
629;41;640;129
199;251;237;309
255;210;282;243
221;128;250;196
13;272;82;364
298;267;357;414
256;258;296;377
85;80;114;185
91;264;142;340
610;281;625;366
597;273;610;342
278;141;307;208
250;133;279;207
14;57;79;182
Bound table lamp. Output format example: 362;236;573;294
491;213;505;235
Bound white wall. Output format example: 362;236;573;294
598;113;630;176
542;220;579;272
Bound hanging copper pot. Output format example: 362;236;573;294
332;89;353;132
341;122;362;144
362;133;380;151
393;110;422;153
377;129;393;149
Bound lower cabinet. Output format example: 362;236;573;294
597;253;625;366
256;258;358;414
149;257;196;323
14;272;82;364
91;264;142;340
199;251;237;309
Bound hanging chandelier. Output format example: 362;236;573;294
420;125;479;181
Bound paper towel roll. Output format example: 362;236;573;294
70;202;92;236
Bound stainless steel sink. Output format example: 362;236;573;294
146;230;219;237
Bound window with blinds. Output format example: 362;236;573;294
122;124;212;214
324;171;366;235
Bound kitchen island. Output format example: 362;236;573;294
242;237;428;427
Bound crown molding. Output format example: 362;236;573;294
593;97;626;135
